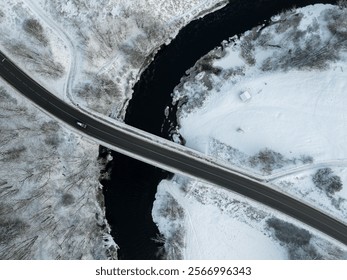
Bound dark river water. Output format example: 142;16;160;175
101;0;337;260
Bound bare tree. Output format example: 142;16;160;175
312;168;343;195
0;9;4;22
267;217;312;246
338;0;347;9
23;18;48;46
0;84;115;259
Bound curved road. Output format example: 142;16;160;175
1;51;347;246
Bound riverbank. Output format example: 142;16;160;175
154;2;347;259
106;0;339;259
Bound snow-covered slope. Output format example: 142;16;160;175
0;0;228;118
153;4;347;259
0;0;71;100
0;79;117;259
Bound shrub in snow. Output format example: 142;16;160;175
1;146;27;162
274;12;303;34
267;217;343;260
77;74;121;113
338;0;347;9
260;57;273;71
249;148;286;174
153;191;186;259
288;244;323;260
0;216;34;259
0;10;4;22
23;18;48;46
239;30;256;65
325;8;347;43
312;168;343;195
267;217;312;246
331;197;345;210
259;8;347;72
0;217;28;247
157;194;185;221
61;193;75;206
0;86;17;103
274;32;338;71
153;227;185;260
299;154;314;164
9;43;64;78
164;228;186;260
44;134;62;147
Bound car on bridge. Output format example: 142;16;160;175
76;121;87;129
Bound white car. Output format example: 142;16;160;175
76;121;87;129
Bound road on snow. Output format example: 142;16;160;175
1;51;347;246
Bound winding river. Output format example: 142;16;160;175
102;0;337;260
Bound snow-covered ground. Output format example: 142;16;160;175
0;79;117;259
0;0;228;118
153;175;347;260
153;4;347;259
2;0;347;260
0;0;71;101
0;0;229;259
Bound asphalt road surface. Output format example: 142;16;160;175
1;51;347;246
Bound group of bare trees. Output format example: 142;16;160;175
23;18;48;46
0;84;116;259
267;217;345;259
235;5;347;72
154;193;186;259
267;217;322;260
338;0;347;9
248;148;313;175
9;42;64;79
0;11;65;79
265;7;347;71
76;73;121;113
43;0;176;118
312;168;343;195
0;9;4;22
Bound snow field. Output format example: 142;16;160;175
153;4;347;259
180;69;347;160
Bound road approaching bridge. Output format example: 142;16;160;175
1;50;347;246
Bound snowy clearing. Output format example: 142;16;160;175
153;4;347;259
